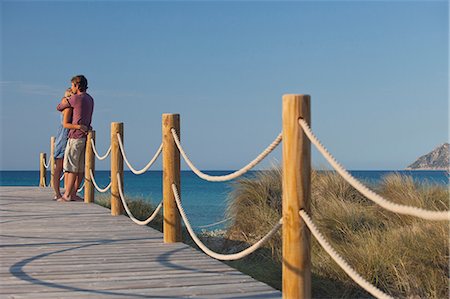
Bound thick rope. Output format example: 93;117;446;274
43;159;50;169
117;134;162;175
172;183;282;261
299;119;450;221
90;139;111;160
300;210;393;299
89;169;111;193
77;181;85;192
197;217;232;229
116;173;163;225
171;129;282;182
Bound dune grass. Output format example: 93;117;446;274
225;168;449;298
91;170;448;298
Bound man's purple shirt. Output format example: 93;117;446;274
57;92;94;139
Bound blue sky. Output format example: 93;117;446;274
1;0;448;170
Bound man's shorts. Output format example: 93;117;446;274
63;138;86;173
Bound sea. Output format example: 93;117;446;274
1;170;448;230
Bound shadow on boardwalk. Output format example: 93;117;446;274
0;187;281;299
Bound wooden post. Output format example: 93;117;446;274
50;137;55;188
282;94;311;299
39;153;47;187
111;123;124;215
85;130;95;204
162;114;182;243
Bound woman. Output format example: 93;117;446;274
52;88;72;200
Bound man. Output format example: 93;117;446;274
57;75;94;202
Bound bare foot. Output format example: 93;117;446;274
53;194;62;201
56;197;70;202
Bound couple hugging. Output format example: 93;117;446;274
53;75;94;202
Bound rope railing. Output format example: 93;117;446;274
116;134;162;175
196;217;232;229
116;173;163;225
77;181;85;192
38;95;446;299
172;183;282;261
171;128;282;182
90;139;111;160
89;169;111;193
299;118;450;221
300;210;393;299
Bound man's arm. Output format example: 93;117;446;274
57;97;71;112
62;108;88;132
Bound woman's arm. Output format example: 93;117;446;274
62;108;88;132
57;88;74;111
57;97;71;112
62;108;75;129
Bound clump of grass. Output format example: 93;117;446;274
226;169;283;261
226;168;449;298
94;194;111;209
95;194;163;231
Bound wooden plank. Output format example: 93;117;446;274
4;283;279;299
0;275;260;294
0;187;281;298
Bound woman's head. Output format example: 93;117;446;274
64;88;73;98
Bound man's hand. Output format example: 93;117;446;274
79;125;88;133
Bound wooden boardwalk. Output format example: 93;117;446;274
0;187;281;299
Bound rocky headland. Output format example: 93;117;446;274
406;143;449;171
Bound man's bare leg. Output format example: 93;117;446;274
70;172;84;201
71;175;79;198
60;172;77;201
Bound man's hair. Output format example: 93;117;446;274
71;75;88;92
